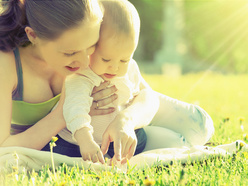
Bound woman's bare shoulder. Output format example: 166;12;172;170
0;50;16;70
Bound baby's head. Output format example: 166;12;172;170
90;0;140;80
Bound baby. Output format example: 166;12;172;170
59;0;158;163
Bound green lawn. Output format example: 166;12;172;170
1;73;248;185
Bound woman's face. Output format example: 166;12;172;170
35;20;101;76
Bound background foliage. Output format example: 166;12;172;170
129;0;248;74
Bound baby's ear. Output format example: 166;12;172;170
24;26;37;44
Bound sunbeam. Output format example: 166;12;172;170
182;1;248;99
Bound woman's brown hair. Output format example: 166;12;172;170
0;0;102;52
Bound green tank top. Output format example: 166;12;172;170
11;48;60;134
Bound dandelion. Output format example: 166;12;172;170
50;136;58;178
12;152;19;160
237;141;246;151
243;134;248;142
102;171;113;176
12;152;19;173
59;181;67;186
12;166;18;171
242;152;248;159
51;136;58;144
240;142;245;149
105;157;109;162
128;180;136;185
143;176;156;186
239;117;245;124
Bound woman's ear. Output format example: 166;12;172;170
25;26;37;45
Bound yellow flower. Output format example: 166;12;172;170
102;171;113;176
128;180;136;185
143;178;156;186
243;134;248;141
242;152;248;159
240;142;245;148
59;181;67;186
12;166;18;171
51;136;58;143
239;117;245;122
12;152;19;160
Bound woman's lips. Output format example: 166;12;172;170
103;73;116;79
65;66;80;72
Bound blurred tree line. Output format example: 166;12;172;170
129;0;248;74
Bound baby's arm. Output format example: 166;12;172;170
63;74;104;163
74;127;104;163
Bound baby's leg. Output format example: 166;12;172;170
150;91;214;146
143;126;190;151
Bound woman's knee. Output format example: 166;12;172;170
143;126;190;151
184;105;214;145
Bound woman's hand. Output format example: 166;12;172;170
101;113;137;162
89;81;118;116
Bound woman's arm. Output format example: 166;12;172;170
120;60;160;129
0;53;15;146
0;76;67;149
101;60;160;160
119;84;159;129
0;51;68;148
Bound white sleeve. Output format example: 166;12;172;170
63;74;95;140
128;59;151;93
117;59;159;129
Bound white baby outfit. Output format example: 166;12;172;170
59;59;142;145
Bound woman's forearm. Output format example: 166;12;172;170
120;88;159;129
1;108;66;150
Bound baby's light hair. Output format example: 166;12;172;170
100;0;140;45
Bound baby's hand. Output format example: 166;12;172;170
74;127;105;164
79;140;105;164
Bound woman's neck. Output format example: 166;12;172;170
18;46;54;78
18;45;64;98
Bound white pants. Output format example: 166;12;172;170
143;91;214;151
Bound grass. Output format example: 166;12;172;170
1;72;248;185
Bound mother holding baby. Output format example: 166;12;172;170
0;0;214;163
